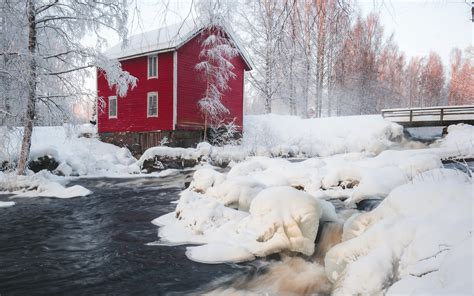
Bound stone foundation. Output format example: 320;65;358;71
99;130;205;157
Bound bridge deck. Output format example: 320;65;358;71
382;105;474;127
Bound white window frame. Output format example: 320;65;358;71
147;92;158;118
148;55;158;79
108;96;117;119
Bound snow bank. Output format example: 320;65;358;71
243;114;403;157
0;171;91;198
324;170;473;295
0;125;137;176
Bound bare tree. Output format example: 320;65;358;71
0;0;137;174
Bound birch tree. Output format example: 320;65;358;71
195;0;239;139
0;0;137;174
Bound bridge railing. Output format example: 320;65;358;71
381;105;474;124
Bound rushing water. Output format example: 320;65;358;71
0;172;248;296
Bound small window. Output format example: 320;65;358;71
147;92;158;117
148;55;158;79
109;96;117;118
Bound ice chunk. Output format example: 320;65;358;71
185;243;255;264
0;201;15;208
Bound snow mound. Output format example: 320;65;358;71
324;171;473;295
438;124;474;158
154;186;324;263
241;186;322;257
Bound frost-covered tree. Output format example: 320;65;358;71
419;52;445;107
0;0;137;174
448;47;474;106
239;0;352;116
195;0;238;139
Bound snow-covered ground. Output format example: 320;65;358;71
243;114;405;157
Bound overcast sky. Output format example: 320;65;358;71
359;0;472;64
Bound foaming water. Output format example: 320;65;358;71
313;222;343;263
204;222;344;296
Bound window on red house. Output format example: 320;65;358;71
147;92;158;117
109;96;117;118
148;55;158;79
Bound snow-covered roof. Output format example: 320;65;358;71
104;22;253;70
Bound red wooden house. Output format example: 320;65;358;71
97;23;252;154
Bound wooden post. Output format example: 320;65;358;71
409;109;413;122
440;108;444;122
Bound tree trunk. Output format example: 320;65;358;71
17;0;37;175
203;113;208;142
264;47;272;114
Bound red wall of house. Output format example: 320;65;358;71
176;34;246;130
97;52;174;133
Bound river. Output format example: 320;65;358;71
0;172;250;295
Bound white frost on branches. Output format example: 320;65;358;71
195;0;239;124
0;0;136;174
95;54;137;97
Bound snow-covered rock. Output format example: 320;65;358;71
438;123;474;158
0;171;91;198
240;186;322;257
0;125;137;176
154;186;324;263
324;171;473;295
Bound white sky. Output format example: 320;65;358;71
359;0;473;64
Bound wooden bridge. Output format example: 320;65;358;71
381;105;474;127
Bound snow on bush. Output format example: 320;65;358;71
243;114;403;157
0;171;91;199
324;170;473;295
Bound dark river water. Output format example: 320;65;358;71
0;172;248;296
